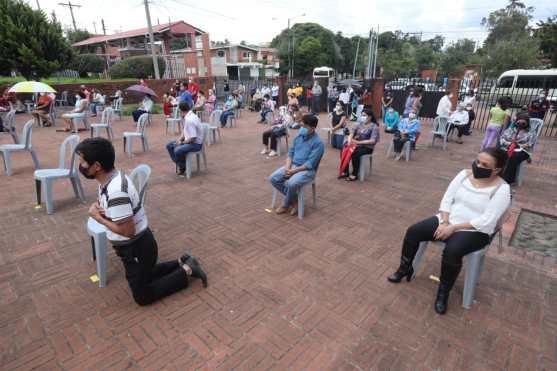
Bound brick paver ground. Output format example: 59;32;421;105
1;110;556;371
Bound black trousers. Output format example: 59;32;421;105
343;146;373;176
401;216;490;290
502;150;529;184
448;124;466;138
132;109;147;122
393;137;410;153
114;228;188;306
262;129;279;150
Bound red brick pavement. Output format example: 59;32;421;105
1;110;556;370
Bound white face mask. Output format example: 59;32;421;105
336;105;342;111
409;113;416;120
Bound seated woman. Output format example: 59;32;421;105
330;101;348;150
31;92;53;127
289;104;302;129
340;108;380;181
162;92;176;117
251;89;263;112
447;103;469;144
498;113;536;185
219;93;238;128
62;91;88;132
287;93;299;113
261;106;289;157
204;89;216;113
258;94;275;123
383;107;399;133
132;94;153;123
193;90;206;113
387;148;511;314
392;111;420;160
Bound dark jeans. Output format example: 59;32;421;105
312;95;321;113
114;228;188;306
260;108;272;122
132;109;147;122
343;146;373;177
331;134;344;150
401;216;490;290
393;137;411;153
502;150;530;184
448;124;466;138
220;110;235;127
262;129;280;150
166;141;202;171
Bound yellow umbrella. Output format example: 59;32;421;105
8;81;56;93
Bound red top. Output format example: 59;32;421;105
38;95;52;109
307;89;313;98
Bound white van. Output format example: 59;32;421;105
492;69;557;106
313;67;335;81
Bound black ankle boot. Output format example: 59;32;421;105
387;257;414;283
185;256;208;288
434;285;450;314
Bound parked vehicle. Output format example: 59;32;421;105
484;69;557;106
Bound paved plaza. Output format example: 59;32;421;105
1;110;556;370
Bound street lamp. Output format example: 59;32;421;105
287;13;305;80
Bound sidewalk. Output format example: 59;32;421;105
0;111;556;370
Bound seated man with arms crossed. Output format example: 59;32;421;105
166;101;204;176
76;137;207;306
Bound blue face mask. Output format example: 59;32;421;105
358;115;368;124
299;127;308;136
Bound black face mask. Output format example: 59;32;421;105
472;161;493;179
79;164;96;179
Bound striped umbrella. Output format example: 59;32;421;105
8;81;56;93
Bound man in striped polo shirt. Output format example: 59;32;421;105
76;138;207;306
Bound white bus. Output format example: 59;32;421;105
313;67;335;80
492;69;557;106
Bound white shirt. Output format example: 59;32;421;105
261;87;271;97
182;111;204;145
98;171;148;244
439;170;511;235
142;97;153;112
448;110;469;126
436;95;452;117
271;86;279;97
339;92;350;104
463;96;476;107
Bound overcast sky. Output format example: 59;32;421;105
31;0;556;46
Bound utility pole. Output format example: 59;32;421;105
352;37;361;79
58;2;81;31
36;0;41;10
366;29;373;79
287;18;291;80
93;21;97;34
373;26;379;78
51;10;57;23
101;19;107;35
143;0;160;79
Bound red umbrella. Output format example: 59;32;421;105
339;143;356;176
125;84;157;97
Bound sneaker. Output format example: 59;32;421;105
268;150;278;157
260;149;269;155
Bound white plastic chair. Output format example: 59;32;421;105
386;138;412;161
515;118;544;186
112;97;123;120
56;91;68;107
271;179;317;220
123;113;149;157
86;164;151;288
165;106;182;135
34;134;84;214
90;107;114;140
0;120;39;176
431;116;449;150
1;110;19;143
358;153;373;182
204;110;223;145
183;124;209;179
411;207;510;309
275;128;290;157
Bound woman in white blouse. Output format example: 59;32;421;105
387;148;511;314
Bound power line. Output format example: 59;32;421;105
58;1;81;31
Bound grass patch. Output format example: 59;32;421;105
0;76;137;86
121;104;163;116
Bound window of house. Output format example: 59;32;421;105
195;35;203;50
197;51;203;57
217;50;225;57
242;52;251;58
170;34;192;50
191;67;196;74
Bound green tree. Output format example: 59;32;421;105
0;0;73;79
109;56;165;79
70;53;105;77
481;0;533;47
66;28;92;44
439;39;477;77
535;16;557;67
294;36;326;77
483;34;539;76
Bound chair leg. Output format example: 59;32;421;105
196;153;201;172
411;241;428;278
35;179;42;206
186;154;193;179
1;150;11;176
405;142;411;162
92;232;108;288
359;157;366;182
271;188;278;209
463;252;482;309
29;149;40;169
311;182;317;208
90;127;94;138
298;185;305;220
141;137;146;152
202;152;208;170
143;137;149;151
43;179;54;214
71;175;86;201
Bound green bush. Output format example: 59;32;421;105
121;103;162;116
109;56;166;79
70;53;105;77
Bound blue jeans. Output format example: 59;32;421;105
220;110;235;127
166;141;202;171
90;102;98;115
269;166;316;208
331;134;345;150
260;108;271;122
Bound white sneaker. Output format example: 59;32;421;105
260;149;269;155
268;150;278;157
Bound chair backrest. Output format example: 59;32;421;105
210;110;222;125
433;116;449;133
101;107;114;125
137;113;149;134
59;134;80;175
61;91;68;101
112;97;123;110
130;164;151;207
529;118;544;148
21;120;34;149
172;105;179;119
200;123;210;145
4;110;16;129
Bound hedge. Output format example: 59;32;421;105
109;56;166;79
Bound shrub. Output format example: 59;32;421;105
121;104;162;116
109;56;166;79
70;53;105;77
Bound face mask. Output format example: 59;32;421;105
75;96;80;100
409;113;416;120
79;164;96;179
466;106;472;111
299;127;308;136
335;106;342;111
472;161;493;179
517;121;528;129
388;108;394;113
358;116;368;124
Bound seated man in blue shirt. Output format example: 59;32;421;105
178;82;193;108
269;114;325;216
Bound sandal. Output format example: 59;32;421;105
346;176;357;181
